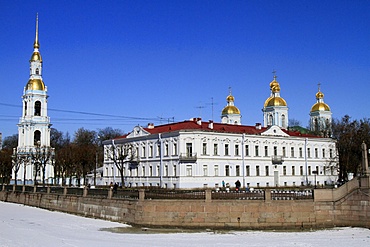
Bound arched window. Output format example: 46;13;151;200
34;130;41;145
34;101;41;116
24;102;27;116
281;114;286;128
268;114;273;126
36;68;40;75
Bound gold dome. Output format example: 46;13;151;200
269;77;280;93
311;102;330;112
30;51;42;62
226;94;235;102
222;105;240;115
316;91;324;99
26;78;45;91
265;97;287;107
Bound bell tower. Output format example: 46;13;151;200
15;14;53;183
262;72;288;128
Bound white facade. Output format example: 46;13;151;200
102;119;337;189
13;15;54;184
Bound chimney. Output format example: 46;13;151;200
147;123;154;129
255;123;262;130
208;120;214;129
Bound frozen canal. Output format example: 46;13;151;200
0;201;369;247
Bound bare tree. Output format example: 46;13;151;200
108;142;139;187
332;115;370;181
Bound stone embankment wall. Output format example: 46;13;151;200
1;178;369;230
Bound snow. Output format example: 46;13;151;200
0;201;369;247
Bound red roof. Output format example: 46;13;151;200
115;119;321;139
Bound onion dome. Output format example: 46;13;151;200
264;75;287;107
26;78;45;91
311;86;330;112
222;92;240;115
269;75;280;92
265;97;287;107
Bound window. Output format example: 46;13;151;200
283;166;287;176
292;166;295;176
245;145;249;156
164;165;168;176
307;148;311;158
142;166;145;176
300;166;303;175
265;166;269;176
225;165;230;176
291;147;295;157
203;165;208;176
236;165;240;176
273;146;277;156
34;130;41;145
173;143;177;155
149;166;153;176
255;146;259;156
214;165;219;176
246;165;250;176
164;143;169;156
202;143;207;155
156;166;160;176
141;146;146;158
299;147;303;158
282;147;286;157
316;166;319;175
157;144;160;157
256;166;260;176
186;165;192;176
173;165;177;176
34;101;41;116
149;145;153;157
322;148;325;158
315;148;318;158
225;144;229;156
235;144;239;156
308;166;311;175
329;149;333;158
186;143;192;157
214;144;218;155
264;146;268;157
24;102;27;116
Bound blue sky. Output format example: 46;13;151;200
1;0;369;138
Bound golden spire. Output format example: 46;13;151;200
34;13;40;49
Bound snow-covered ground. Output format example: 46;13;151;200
0;201;369;247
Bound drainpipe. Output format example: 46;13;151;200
305;138;308;186
112;139;116;184
242;133;245;188
159;133;163;188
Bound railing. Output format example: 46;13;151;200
113;189;139;200
271;190;313;200
145;189;205;200
212;189;265;200
179;153;197;162
50;187;65;195
272;155;284;165
0;185;314;201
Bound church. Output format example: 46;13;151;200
12;15;54;185
102;76;336;189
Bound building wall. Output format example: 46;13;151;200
102;128;337;189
